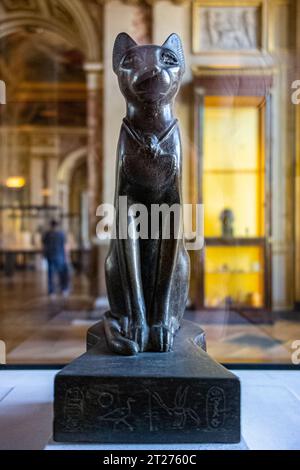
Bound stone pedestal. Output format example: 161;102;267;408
54;320;240;444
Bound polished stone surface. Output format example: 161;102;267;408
104;33;189;355
54;320;240;444
87;319;207;352
0;370;299;450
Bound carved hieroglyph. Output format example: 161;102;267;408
61;384;227;433
198;6;260;51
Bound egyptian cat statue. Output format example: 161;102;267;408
104;32;190;355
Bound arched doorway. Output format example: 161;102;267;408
0;0;104;366
0;0;103;291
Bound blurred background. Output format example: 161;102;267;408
0;0;299;365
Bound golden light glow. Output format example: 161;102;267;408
205;246;264;308
203;105;264;237
5;177;26;189
203;103;265;307
41;188;53;197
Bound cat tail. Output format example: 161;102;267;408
103;311;139;356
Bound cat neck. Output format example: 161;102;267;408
126;101;174;134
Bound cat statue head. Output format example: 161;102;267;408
113;32;185;104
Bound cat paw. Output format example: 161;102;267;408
128;323;149;352
150;323;174;352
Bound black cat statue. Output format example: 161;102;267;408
104;32;189;355
53;34;241;446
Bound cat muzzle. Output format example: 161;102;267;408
133;68;171;95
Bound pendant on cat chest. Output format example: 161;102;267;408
122;118;177;191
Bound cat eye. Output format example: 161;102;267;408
121;54;143;69
160;51;179;66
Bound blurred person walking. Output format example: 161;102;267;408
42;220;70;298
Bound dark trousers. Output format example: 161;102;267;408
47;258;69;294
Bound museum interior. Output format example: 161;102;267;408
0;0;300;365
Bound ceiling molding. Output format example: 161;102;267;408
0;0;101;61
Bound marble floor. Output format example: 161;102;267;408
1;271;300;365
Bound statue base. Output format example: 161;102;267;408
53;320;240;444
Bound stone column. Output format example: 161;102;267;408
84;62;105;300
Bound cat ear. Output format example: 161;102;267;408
113;32;137;73
162;33;185;72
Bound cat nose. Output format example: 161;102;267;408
151;65;161;74
135;66;162;86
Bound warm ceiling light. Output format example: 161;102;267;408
41;188;53;197
5;177;26;189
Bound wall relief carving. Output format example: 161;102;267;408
193;1;264;53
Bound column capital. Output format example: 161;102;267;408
84;62;104;74
84;63;103;91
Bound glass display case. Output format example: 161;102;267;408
192;70;273;310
